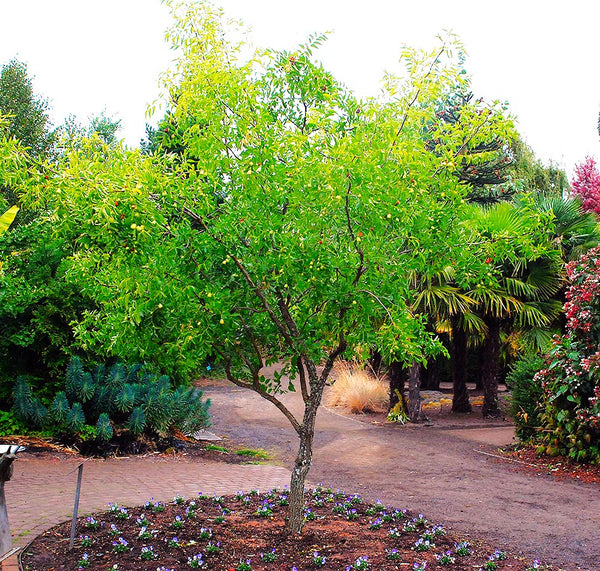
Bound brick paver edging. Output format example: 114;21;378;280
2;455;292;569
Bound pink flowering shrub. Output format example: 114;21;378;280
535;246;600;461
571;156;600;215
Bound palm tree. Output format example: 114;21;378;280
466;202;564;417
410;268;478;414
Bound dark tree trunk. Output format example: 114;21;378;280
368;349;384;377
451;322;471;413
421;357;441;390
474;345;483;390
388;361;406;410
407;361;426;423
481;317;501;418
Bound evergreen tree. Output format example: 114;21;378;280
0;58;55;158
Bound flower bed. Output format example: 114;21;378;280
22;487;544;570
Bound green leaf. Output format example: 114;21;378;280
0;205;18;235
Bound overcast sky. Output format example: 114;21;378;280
1;0;599;177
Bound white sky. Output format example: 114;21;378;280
1;0;599;177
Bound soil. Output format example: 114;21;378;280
498;444;600;485
3;433;266;465
21;489;539;570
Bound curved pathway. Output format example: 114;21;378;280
206;385;600;571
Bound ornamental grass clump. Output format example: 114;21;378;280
326;362;389;413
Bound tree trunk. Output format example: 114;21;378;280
388;361;406;410
368;349;384;377
407;361;425;423
451;322;471;413
287;375;322;533
481;317;501;418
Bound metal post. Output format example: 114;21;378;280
0;481;11;557
0;445;25;559
69;463;84;550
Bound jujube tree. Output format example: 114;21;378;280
15;3;549;532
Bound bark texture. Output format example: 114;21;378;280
451;323;472;413
481;317;501;418
407;361;426;423
388;361;406;410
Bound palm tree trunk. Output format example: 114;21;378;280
481;317;501;418
451;322;471;413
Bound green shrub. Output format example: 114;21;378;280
534;247;600;462
506;353;545;441
13;357;211;445
0;409;30;436
0;218;97;402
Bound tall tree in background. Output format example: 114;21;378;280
60;111;122;148
508;137;568;197
571;156;600;215
0;59;54;158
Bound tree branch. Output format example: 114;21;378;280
216;348;302;434
296;355;310;403
344;174;366;286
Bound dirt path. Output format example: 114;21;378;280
205;384;600;571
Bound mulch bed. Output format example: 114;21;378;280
21;488;541;570
499;444;600;485
1;434;265;465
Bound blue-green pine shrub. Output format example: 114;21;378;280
13;357;210;444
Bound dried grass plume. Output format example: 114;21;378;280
326;362;389;413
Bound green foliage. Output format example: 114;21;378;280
13;376;47;426
58;112;122;150
0;409;29;436
95;412;113;441
13;357;211;444
506;352;545;441
15;22;531;384
235;448;270;459
534;247;600;462
0;205;18;235
504;137;568;198
0;58;55;158
0;216;97;399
